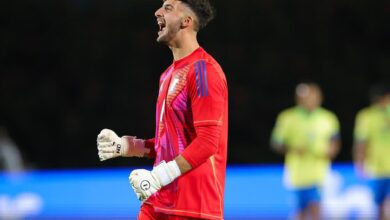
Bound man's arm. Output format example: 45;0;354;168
174;123;222;174
353;141;367;175
179;61;226;170
352;111;368;176
327;137;341;159
175;155;192;174
129;124;221;201
180;125;221;170
144;138;157;158
270;112;289;155
270;141;286;155
97;129;153;161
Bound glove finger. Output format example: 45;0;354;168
97;131;107;139
129;175;137;188
129;170;139;178
97;147;112;153
129;171;140;181
97;135;111;142
129;175;143;201
104;152;116;159
97;143;116;151
129;172;140;188
98;129;115;140
99;152;116;161
98;153;106;161
99;148;116;154
97;130;112;140
97;143;111;150
136;191;144;201
137;189;147;202
98;140;117;148
98;145;116;152
97;139;113;144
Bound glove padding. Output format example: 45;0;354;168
97;128;149;161
129;160;181;201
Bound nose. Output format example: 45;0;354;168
155;7;163;18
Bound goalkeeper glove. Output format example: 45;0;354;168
97;128;149;161
129;160;181;201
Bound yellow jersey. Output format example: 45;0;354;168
354;105;390;177
272;106;340;188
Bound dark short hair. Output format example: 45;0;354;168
369;83;390;103
180;0;216;31
295;82;322;98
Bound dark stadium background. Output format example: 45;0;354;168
1;0;389;169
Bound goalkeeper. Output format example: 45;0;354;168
97;0;228;219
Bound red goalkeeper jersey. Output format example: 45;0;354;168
145;47;228;219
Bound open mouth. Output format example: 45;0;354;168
157;20;166;34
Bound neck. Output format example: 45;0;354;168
169;32;200;61
375;102;388;110
298;105;318;113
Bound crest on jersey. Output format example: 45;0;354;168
166;65;189;106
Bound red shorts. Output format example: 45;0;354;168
138;203;203;220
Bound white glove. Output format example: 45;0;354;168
97;128;150;161
129;160;181;201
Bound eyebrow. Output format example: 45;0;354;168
162;0;178;5
162;2;174;10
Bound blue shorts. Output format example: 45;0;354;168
294;186;321;210
369;178;390;205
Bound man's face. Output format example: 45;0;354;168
384;94;390;104
386;94;390;113
296;84;323;111
155;0;186;45
380;94;390;107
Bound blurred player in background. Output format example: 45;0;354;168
353;84;390;220
271;82;341;220
96;0;228;219
0;126;25;172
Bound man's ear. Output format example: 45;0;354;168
181;15;193;29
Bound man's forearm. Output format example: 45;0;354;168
175;155;193;174
145;138;156;158
327;139;340;159
271;141;286;155
181;125;221;169
353;142;367;164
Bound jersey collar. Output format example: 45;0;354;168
172;47;203;68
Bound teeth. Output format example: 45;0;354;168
157;21;165;32
157;19;165;27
